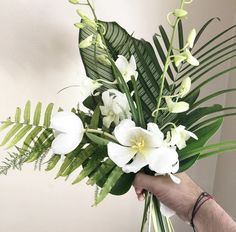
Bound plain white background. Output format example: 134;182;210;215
0;0;236;231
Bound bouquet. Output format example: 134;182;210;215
1;0;236;231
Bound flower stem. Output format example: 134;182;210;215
154;0;186;123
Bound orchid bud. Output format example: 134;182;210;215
187;29;197;48
185;49;199;66
96;34;106;49
69;0;79;4
74;22;86;29
76;9;98;29
165;97;189;113
79;35;93;49
179;77;191;98
96;54;111;66
173;9;188;18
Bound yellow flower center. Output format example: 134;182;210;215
131;137;145;152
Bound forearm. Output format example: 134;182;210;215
194;199;236;232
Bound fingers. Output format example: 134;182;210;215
134;187;145;201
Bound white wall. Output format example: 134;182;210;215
0;0;235;231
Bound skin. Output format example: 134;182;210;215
133;173;236;232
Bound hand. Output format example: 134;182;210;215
133;172;203;222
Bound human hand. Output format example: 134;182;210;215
133;173;203;222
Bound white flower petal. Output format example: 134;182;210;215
122;153;148;173
107;142;136;167
187;28;197;49
115;55;129;74
187;131;198;140
169;173;181;184
52;133;82;155
51;112;84;134
186;49;199;66
148;147;179;174
129;55;137;70
160;203;176;218
114;119;136;146
147;123;164;147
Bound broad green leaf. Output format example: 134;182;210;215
179;104;222;128
15;107;21;123
79;21;166;122
190;113;236;131
178;155;199;173
33;102;42;126
1;124;23;146
72;151;105;184
110;172;135;195
43;103;54;128
87;159;115;186
86;133;109;146
95;166;123;205
90;105;100;129
179;118;223;161
7;125;32;148
46;155;61;171
24;101;31;124
192;88;236;109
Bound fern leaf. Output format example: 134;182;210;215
24;101;31;124
7;125;32;148
1;124;23;146
43;103;54;127
0;120;13;133
45;155;61;171
15;107;21;123
21;127;43;151
33;102;42;126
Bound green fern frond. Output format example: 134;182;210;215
0;101;54;149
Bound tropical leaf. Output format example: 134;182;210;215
94;166;123;205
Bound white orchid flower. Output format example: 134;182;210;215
167;125;198;150
187;28;197;49
179;76;191;98
174;54;186;67
76;76;102;103
185;49;199;66
165;97;189;113
51;112;85;155
79;35;94;49
107;119;180;182
115;55;138;82
100;89;131;128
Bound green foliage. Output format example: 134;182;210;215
0;101;54;174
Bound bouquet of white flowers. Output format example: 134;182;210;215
1;0;236;231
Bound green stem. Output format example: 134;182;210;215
131;76;145;128
154;0;185;123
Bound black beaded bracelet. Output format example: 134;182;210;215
191;192;213;232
